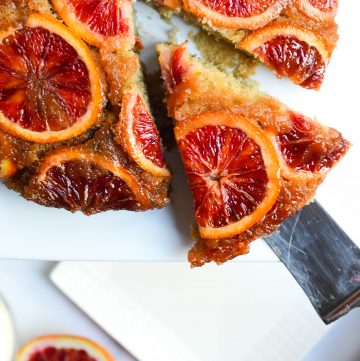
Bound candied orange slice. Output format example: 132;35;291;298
295;0;338;22
31;148;149;214
241;24;329;90
116;87;170;177
266;111;350;175
183;0;283;30
52;0;135;50
0;13;102;143
16;335;114;361
158;44;198;116
0;158;17;178
175;111;280;239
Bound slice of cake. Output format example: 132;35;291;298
152;0;338;90
157;42;350;266
0;1;170;215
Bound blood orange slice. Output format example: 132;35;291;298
295;0;338;22
175;111;280;239
158;44;199;117
0;13;102;143
0;158;17;178
267;111;350;174
183;0;283;30
52;0;135;50
117;87;170;177
30;148;149;214
241;24;329;90
16;335;114;361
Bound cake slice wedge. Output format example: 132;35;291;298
157;42;350;267
152;0;338;90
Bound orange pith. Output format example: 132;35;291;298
0;13;102;143
117;88;170;177
295;0;338;21
16;335;115;361
183;0;283;30
241;24;329;89
52;0;135;49
33;148;149;214
175;111;280;240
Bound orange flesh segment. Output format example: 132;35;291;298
199;0;276;17
34;150;145;215
52;0;134;49
118;89;169;177
69;0;130;37
253;35;325;89
29;347;97;361
309;0;337;11
275;112;350;172
127;92;166;168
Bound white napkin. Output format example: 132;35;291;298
51;262;327;361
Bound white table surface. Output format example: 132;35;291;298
0;260;359;361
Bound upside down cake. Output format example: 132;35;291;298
157;43;350;267
151;0;339;90
0;0;351;266
0;0;171;215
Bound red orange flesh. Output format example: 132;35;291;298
176;111;280;239
0;14;102;143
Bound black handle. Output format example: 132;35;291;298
265;201;360;324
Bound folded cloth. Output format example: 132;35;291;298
51;262;327;361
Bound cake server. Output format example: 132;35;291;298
265;200;360;324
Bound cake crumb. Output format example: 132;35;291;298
191;30;258;79
234;52;258;79
28;0;53;15
168;27;179;43
0;0;28;31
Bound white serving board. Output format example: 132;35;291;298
0;2;359;260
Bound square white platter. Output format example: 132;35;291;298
0;2;359;260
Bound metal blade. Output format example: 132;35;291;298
265;201;360;324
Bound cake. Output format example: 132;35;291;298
0;0;171;215
151;0;339;90
157;42;350;266
0;0;351;265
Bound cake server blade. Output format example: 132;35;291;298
264;200;360;324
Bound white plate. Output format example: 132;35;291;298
0;2;359;260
